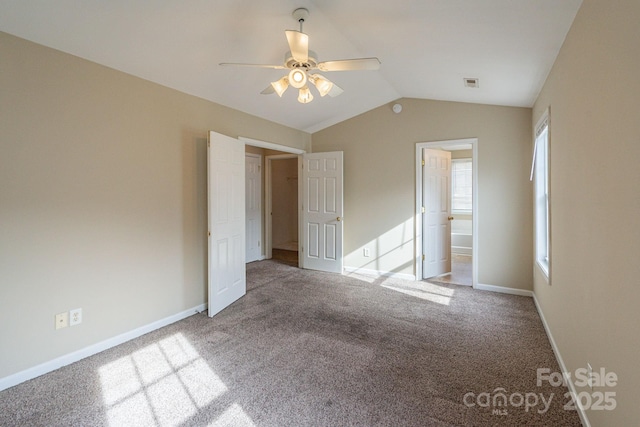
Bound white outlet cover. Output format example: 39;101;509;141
55;312;69;330
70;308;82;326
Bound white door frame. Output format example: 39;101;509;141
265;154;300;262
415;138;478;287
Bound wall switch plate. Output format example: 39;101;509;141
364;248;370;257
55;312;69;330
70;308;82;326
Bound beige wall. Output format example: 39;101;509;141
532;1;640;424
312;98;532;288
0;32;310;379
451;149;473;159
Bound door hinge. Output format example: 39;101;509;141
301;247;304;253
258;241;260;247
422;159;425;166
422;254;425;261
208;231;211;236
421;206;425;214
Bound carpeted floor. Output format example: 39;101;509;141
0;260;581;426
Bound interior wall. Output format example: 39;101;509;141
312;98;532;289
0;31;310;380
270;158;298;249
532;1;640;424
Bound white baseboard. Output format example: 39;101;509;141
452;246;472;256
533;294;590;427
475;283;533;297
0;303;207;392
343;266;416;281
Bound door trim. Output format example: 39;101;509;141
415;138;478;287
239;136;306;154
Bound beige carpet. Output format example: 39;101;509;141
0;260;580;426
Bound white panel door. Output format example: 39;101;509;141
302;152;343;273
422;148;452;278
208;131;246;317
245;154;261;263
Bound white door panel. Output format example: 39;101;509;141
302;152;343;273
245;154;261;263
208;131;246;317
423;148;452;278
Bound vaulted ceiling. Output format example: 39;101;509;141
0;0;582;133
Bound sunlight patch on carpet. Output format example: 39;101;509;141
382;281;454;305
98;332;247;426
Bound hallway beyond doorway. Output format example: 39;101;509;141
427;254;472;286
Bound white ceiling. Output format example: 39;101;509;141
0;0;582;133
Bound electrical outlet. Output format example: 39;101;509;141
55;312;69;330
587;363;593;389
70;308;82;326
364;248;370;257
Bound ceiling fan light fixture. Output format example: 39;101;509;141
297;85;314;104
271;75;289;97
288;68;307;89
309;74;333;97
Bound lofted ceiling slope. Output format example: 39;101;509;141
0;0;582;133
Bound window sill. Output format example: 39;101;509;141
536;259;550;284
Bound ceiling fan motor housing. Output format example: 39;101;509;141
284;50;318;70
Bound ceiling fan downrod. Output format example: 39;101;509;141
292;8;309;33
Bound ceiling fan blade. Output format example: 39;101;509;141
317;58;381;72
260;85;275;95
328;83;344;97
219;62;286;69
285;30;309;63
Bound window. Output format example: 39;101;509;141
452;159;472;212
533;112;550;277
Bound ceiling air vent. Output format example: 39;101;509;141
464;78;479;88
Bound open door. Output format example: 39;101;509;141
208;131;246;317
245;153;261;263
422;148;452;278
301;151;343;274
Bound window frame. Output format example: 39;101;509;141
533;110;551;281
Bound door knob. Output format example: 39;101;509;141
448;216;454;221
337;217;342;221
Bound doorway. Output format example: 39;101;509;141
266;154;299;266
209;133;344;318
415;138;478;288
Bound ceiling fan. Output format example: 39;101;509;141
220;8;381;104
